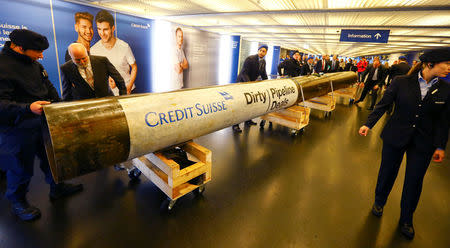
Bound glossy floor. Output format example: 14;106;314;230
1;100;449;248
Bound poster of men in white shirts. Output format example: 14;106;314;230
90;10;137;95
173;27;189;90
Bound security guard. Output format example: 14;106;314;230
0;29;83;221
359;48;450;239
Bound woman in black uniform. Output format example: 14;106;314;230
358;48;450;240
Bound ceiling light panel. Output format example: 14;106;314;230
189;0;262;12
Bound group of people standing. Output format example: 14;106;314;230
278;52;355;77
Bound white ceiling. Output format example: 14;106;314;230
74;0;450;57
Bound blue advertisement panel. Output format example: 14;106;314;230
51;0;100;64
0;0;61;94
115;13;153;93
271;46;281;76
230;35;241;84
340;29;390;43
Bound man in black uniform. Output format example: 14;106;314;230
385;56;412;114
0;29;82;221
278;50;301;77
388;55;411;86
359;48;450;239
232;44;268;133
354;57;388;110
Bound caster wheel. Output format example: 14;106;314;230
168;200;176;210
194;185;205;196
290;129;299;136
160;198;177;211
128;167;141;180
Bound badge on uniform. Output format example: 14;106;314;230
42;69;48;79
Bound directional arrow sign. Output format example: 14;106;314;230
340;29;390;43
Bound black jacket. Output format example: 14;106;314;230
61;55;126;101
278;58;301;77
236;54;268;82
300;63;314;76
314;59;331;74
388;62;411;82
362;64;388;87
365;72;450;150
0;42;60;128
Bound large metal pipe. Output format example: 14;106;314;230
42;72;356;182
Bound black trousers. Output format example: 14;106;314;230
375;140;435;224
358;80;379;108
0;118;55;202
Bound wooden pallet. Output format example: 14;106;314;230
328;86;358;105
261;105;310;130
131;141;211;201
299;95;336;112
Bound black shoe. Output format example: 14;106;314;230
11;199;41;221
260;120;266;128
354;100;361;104
232;125;242;133
245;120;257;126
49;183;83;200
371;203;383;217
400;222;415;240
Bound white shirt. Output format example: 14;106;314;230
91;38;136;95
173;46;187;90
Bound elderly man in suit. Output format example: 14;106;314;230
232;44;268;133
61;43;126;101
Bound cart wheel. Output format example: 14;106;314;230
128;167;141;180
167;199;177;211
194;185;205;196
160;198;177;211
290;129;299;136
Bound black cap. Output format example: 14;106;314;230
9;29;49;51
419;48;450;63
